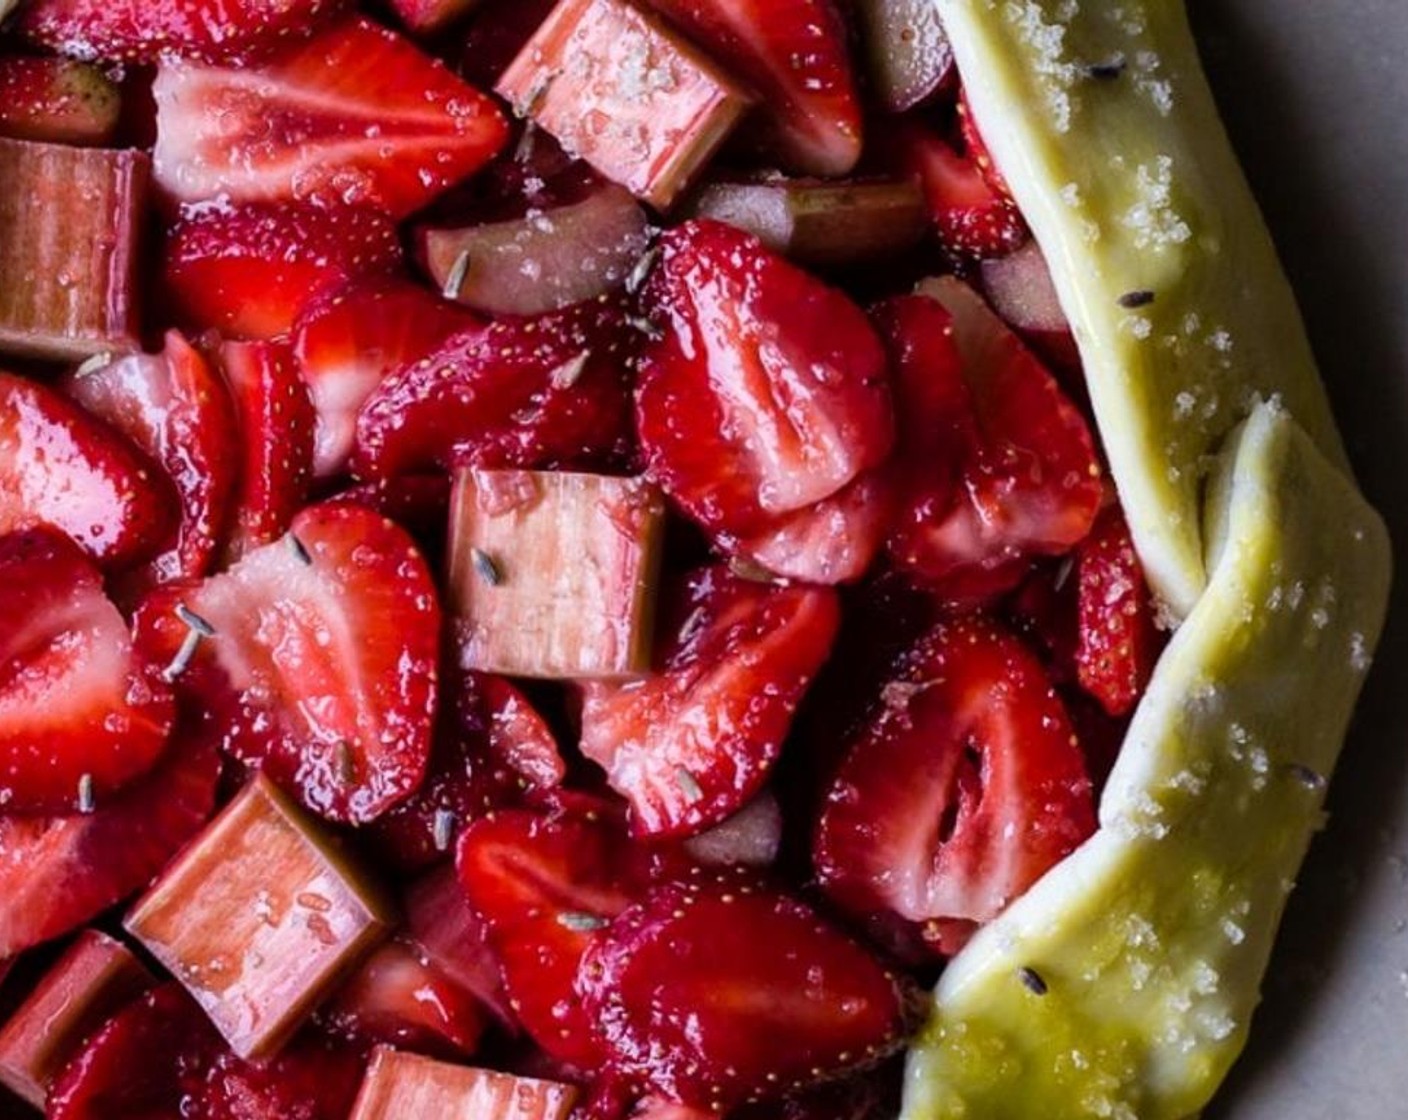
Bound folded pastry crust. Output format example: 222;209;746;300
902;1;1394;1116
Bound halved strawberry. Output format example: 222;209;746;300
0;370;176;570
636;220;893;540
351;297;636;482
884;278;1104;601
886;119;1027;259
0;731;220;958
48;984;363;1120
0;529;174;814
455;805;691;1067
580;566;839;837
322;938;489;1058
814;615;1096;957
17;0;342;65
734;468;894;585
643;0;863;177
368;668;564;873
162;201;403;341
293;277;484;479
153;16;509;217
0;56;120;146
217;338;316;561
133;501;440;824
1075;506;1162;717
64;331;239;602
578;870;912;1110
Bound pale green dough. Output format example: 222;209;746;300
901;404;1390;1120
936;0;1349;616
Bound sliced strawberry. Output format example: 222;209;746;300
368;668;564;873
351;297;636;482
162;201;403;341
882;279;1103;601
814;615;1096;956
17;0;342;65
578;870;912;1109
153;17;509;217
217;338;316;561
293;277;484;479
0;56;120;146
580;566;839;837
887;119;1026;259
133;502;440;824
0;731;219;958
48;984;363;1120
0;529;174;814
643;0;863;176
0;370;175;570
636;220;893;540
392;0;482;35
455;805;691;1067
322;938;489;1058
1075;506;1162;717
734;468;894;586
403;864;516;1030
64;331;239;601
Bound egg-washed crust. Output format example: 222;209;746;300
903;2;1394;1117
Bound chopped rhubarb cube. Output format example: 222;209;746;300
449;469;665;679
124;774;393;1060
349;1047;578;1120
686;177;927;267
0;931;153;1109
498;0;752;209
420;183;650;316
0;137;146;362
0;57;121;147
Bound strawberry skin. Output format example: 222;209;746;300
0;528;175;814
351;297;635;482
162;202;403;341
0;370;176;570
63;331;240;602
293;277;484;479
455;805;692;1068
217;338;316;561
814;616;1096;956
135;502;441;824
643;0;863;176
636;220;894;540
581;566;840;838
0;732;219;959
577;871;913;1110
153;17;509;218
1076;507;1163;716
0;56;120;146
17;0;343;65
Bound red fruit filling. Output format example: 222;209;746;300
0;5;1172;1117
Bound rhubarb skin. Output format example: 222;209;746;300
686;178;928;267
124;774;393;1061
0;931;153;1109
0;137;147;362
497;0;752;209
348;1046;578;1120
449;469;666;680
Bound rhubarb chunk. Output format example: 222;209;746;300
421;184;650;316
0;931;153;1109
449;469;665;679
498;0;751;209
349;1047;578;1120
0;137;146;362
125;775;392;1060
686;178;927;267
